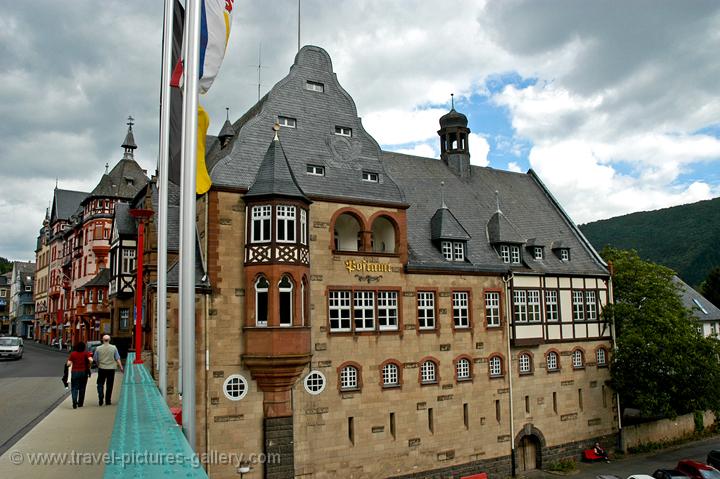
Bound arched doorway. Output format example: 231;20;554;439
517;435;541;471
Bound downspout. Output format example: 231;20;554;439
204;193;210;469
502;271;516;477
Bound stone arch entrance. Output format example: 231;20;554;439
515;424;546;472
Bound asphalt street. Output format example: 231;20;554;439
0;341;69;456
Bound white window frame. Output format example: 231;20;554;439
534;247;543;260
528;290;541;322
276;205;296;243
362;171;379;183
452;292;469;328
278;276;293;327
306;164;325;176
453;242;465;261
353;291;375;331
334;126;352;137
572;291;585;321
545;290;558;322
519;353;532;374
377;291;398;330
586;290;597;320
560;248;570;261
417;292;435;330
510;245;521;264
489;356;502;377
441;241;453;261
278;116;296;128
456;358;471;380
329;291;351;332
485;292;500;327
572;350;584;369
304;371;326;395
122;249;136;274
596;348;607;366
223;374;249;401
300;209;307;245
305;80;324;92
547;352;559;371
382;363;399;387
513;290;528;323
251;205;272;243
340;365;358;390
119;308;130;330
500;245;510;263
421;361;437;384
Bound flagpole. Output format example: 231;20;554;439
156;0;174;401
180;0;201;450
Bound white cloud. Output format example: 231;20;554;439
469;133;490;166
395;142;438;159
507;162;523;173
363;108;446;146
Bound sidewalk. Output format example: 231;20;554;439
0;370;123;479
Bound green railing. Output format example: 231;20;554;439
104;352;208;478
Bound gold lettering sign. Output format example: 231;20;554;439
345;259;393;273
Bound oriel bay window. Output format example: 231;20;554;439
255;276;269;326
329;289;399;333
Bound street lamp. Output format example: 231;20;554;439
129;208;154;364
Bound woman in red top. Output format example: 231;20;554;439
66;342;93;409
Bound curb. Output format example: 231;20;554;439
26;341;71;355
0;389;70;457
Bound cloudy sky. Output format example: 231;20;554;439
2;0;720;261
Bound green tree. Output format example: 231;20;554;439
602;247;720;418
0;257;11;275
700;267;720;309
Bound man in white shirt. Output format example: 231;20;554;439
93;334;124;406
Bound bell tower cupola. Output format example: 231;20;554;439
438;94;471;178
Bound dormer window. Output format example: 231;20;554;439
362;171;379;183
441;241;465;261
499;244;521;264
534;247;543;260
335;126;352;137
306;164;325;176
278;116;296;128
560;248;570;261
305;80;324;92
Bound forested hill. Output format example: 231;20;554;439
579;197;720;287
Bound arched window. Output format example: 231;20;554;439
278;276;293;327
420;360;437;384
334;213;362;251
382;363;400;387
371;216;396;253
572;349;584;369
456;358;471;381
519;353;532;374
255;276;269;327
300;279;306;326
340;365;359;390
489;356;503;377
546;351;559;371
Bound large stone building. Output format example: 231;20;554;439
0;272;10;333
154;46;617;479
9;261;35;337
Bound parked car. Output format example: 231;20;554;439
677;460;720;479
0;337;24;359
707;451;720;470
653;469;690;479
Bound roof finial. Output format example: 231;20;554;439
225;107;230;121
55;178;58;189
440;181;447;209
272;122;280;141
105;162;109;174
451;93;454;110
127;115;134;130
495;190;501;213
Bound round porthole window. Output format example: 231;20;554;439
223;374;248;401
303;370;326;395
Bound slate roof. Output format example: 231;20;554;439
77;268;110;290
673;276;720;322
150;181;180;252
246;134;308;201
430;207;471;241
218;119;234;141
85;158;148;202
487;210;525;244
382;153;608;276
52;188;89;222
164;239;210;290
113;203;137;236
209;46;405;205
